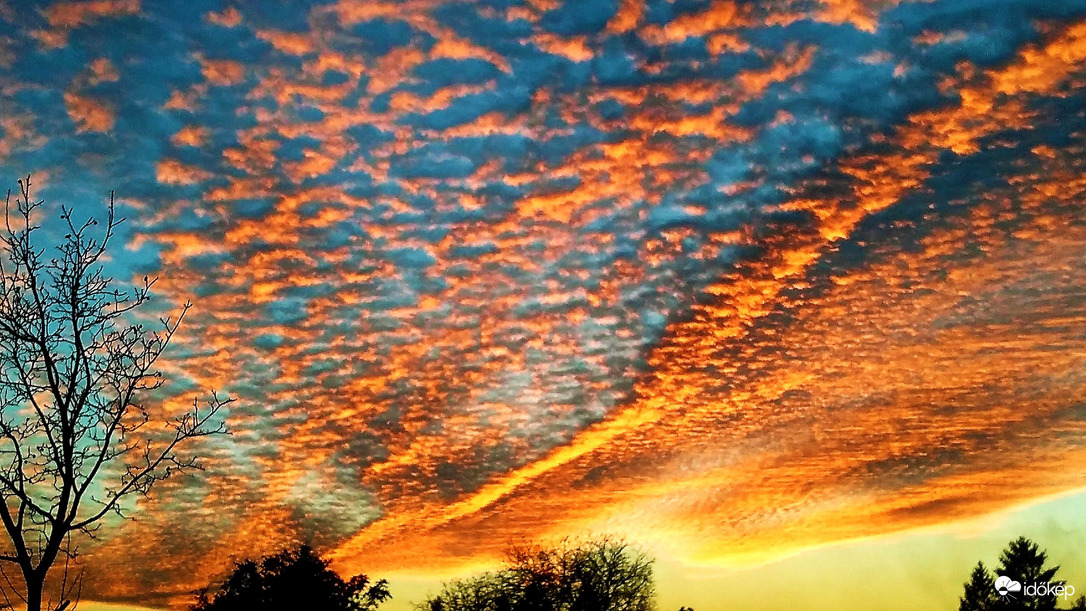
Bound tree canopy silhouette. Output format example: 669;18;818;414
192;545;390;611
417;538;656;611
960;561;996;611
0;176;230;611
959;536;1076;611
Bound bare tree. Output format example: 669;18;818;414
418;538;656;611
0;175;230;611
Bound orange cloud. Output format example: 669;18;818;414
170;125;207;148
63;90;114;132
199;56;247;86
205;6;241;28
44;5;1086;607
815;0;901;33
156;159;211;185
43;0;140;29
323;18;1086;578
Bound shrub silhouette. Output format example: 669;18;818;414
417;538;656;611
192;545;390;611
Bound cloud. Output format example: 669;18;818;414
1;0;1085;607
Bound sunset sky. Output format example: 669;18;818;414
1;0;1085;609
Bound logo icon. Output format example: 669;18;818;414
995;575;1022;597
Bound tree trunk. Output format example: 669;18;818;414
25;573;44;611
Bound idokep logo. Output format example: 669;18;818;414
994;576;1021;597
995;575;1076;600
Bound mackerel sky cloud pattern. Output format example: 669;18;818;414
1;0;1086;607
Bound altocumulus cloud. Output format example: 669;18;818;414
0;0;1084;607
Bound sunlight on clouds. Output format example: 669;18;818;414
0;0;1084;608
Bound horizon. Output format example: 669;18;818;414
1;0;1085;609
72;489;1086;610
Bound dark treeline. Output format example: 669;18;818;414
191;538;678;611
191;535;1086;611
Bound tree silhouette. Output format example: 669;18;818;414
417;538;656;611
993;537;1063;611
959;562;996;611
0;176;230;611
960;537;1072;611
565;540;654;611
192;545;390;611
420;572;519;611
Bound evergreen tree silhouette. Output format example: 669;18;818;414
960;538;1073;611
992;537;1062;611
959;561;996;611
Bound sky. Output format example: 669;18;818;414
1;0;1085;609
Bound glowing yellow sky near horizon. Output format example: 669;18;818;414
341;489;1085;611
70;489;1086;611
